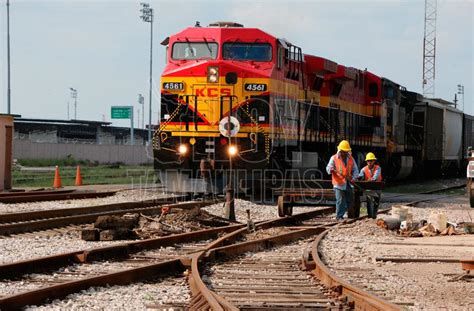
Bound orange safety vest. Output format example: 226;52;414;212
363;164;382;182
331;155;354;187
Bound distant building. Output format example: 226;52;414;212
14;118;149;145
13;118;153;165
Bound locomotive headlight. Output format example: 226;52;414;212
178;144;188;155
207;66;219;83
228;145;238;156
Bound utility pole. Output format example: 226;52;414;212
422;0;438;97
140;3;154;144
7;0;11;114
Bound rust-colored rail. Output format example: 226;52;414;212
0;189;74;197
0;259;186;310
0;220;242;310
0;196;191;235
310;230;401;311
0;196;186;223
0;190;117;203
187;207;396;310
187;207;336;310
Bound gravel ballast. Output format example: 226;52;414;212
202;198;331;222
0;189;170;214
319;196;474;310
25;278;190;310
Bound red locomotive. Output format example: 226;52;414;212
154;21;472;192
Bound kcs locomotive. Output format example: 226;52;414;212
154;21;473;192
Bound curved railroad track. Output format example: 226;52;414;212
185;207;401;310
0;206;338;310
1;184;463;310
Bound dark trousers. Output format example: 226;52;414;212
366;191;380;219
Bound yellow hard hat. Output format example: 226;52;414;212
365;152;377;161
337;140;351;152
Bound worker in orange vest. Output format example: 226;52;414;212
326;140;359;221
358;152;382;219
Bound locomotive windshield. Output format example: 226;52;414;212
172;42;218;60
223;43;272;61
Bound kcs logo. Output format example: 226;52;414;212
195;88;231;97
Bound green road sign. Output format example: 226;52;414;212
111;106;132;119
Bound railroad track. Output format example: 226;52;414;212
186;207;401;310
0;196;196;235
0;224;242;310
0;206;340;310
201;238;344;309
0;189;117;204
2;185;458;310
382;183;466;203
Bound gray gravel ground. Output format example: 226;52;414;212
320;197;474;311
0;230;122;264
25;277;190;310
202;198;331;222
0;189;170;214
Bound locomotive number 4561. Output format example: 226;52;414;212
245;83;267;92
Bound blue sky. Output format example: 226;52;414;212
0;0;472;128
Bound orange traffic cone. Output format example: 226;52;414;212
53;165;62;189
75;166;83;186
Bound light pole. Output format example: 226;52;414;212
70;88;78;119
140;3;154;144
138;93;145;129
457;84;465;112
7;0;11;114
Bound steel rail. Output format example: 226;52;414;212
187;206;337;310
0;221;242;309
0;219;240;280
311;230;401;311
0;196;187;223
0;189;75;197
0;259;186;310
0;197;198;235
187;207;394;310
0;190;117;204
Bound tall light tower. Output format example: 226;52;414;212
139;3;154;144
422;0;438;98
138;93;145;129
458;84;465;112
70;88;78;119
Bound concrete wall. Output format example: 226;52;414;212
13;140;153;165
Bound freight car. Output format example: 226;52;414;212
411;98;464;176
153;21;471;193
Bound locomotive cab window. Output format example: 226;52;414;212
369;82;378;97
223;43;272;61
172;42;218;60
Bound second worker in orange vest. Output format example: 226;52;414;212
358;152;382;219
326;140;359;221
